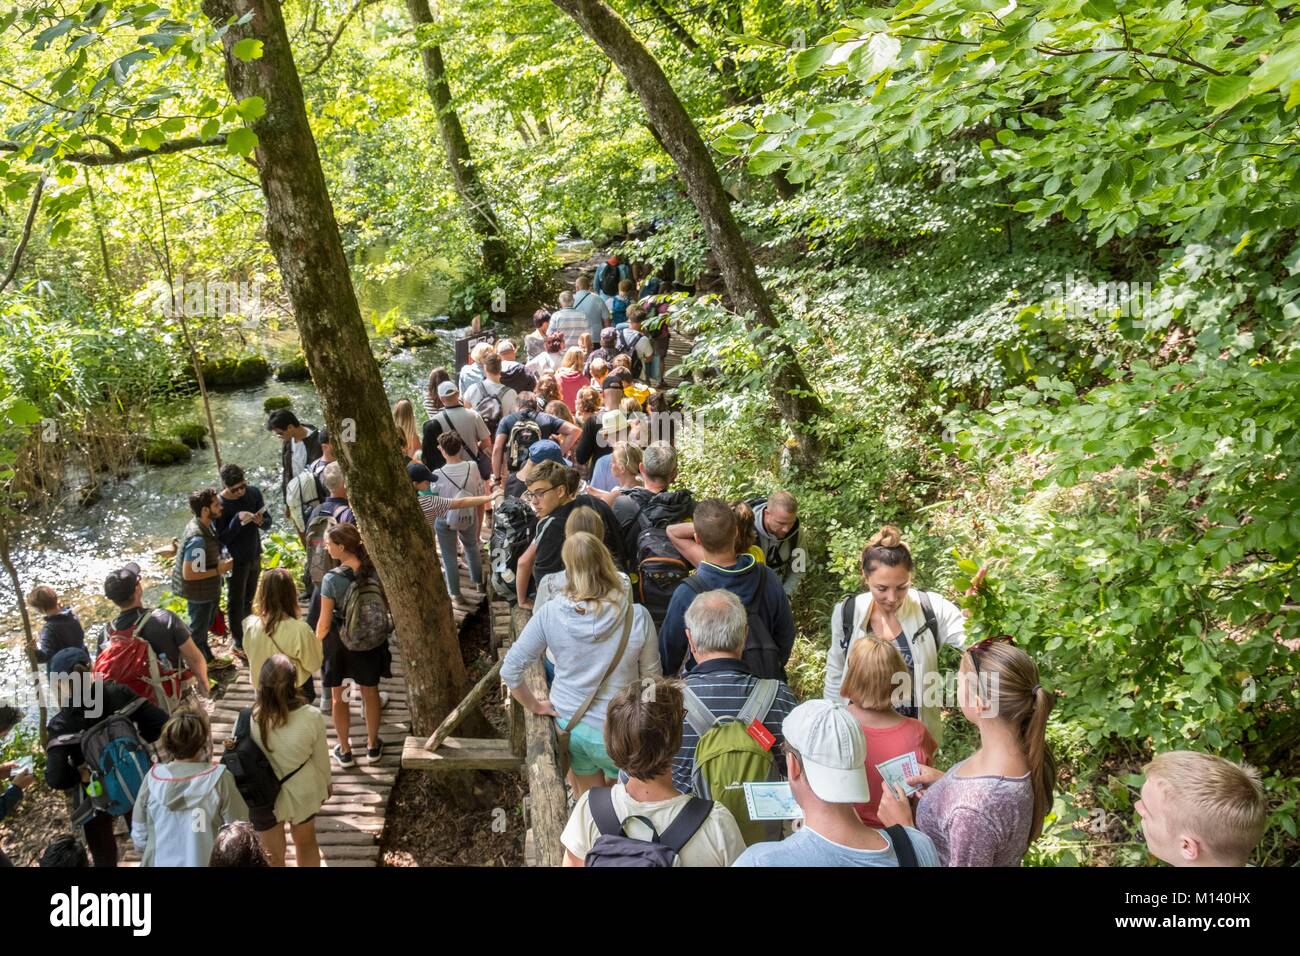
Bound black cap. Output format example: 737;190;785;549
319;426;331;445
407;462;434;484
603;374;626;392
49;646;91;679
103;562;142;604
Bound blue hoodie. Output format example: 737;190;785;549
659;554;795;677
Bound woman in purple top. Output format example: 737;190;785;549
879;637;1056;866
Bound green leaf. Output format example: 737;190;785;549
235;96;266;122
1247;45;1300;95
1206;75;1250;113
139;127;164;151
225;126;258;156
232;38;263;62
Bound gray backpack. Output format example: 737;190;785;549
584;786;713;867
336;569;393;652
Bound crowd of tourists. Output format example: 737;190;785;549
2;256;1268;869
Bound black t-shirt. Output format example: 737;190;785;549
574;415;613;467
532;494;626;581
46;682;167;793
106;607;192;667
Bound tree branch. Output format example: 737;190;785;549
0;134;228;167
0;175;45;294
301;0;382;77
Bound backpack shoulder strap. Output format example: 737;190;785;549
737;678;780;726
839;593;861;651
680;684;717;738
114;694;147;720
682;574;708;596
885;824;919;867
917;591;940;653
234;707;252;740
588;786;623;838
659;797;714;854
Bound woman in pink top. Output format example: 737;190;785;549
555;347;590;415
841;636;935;827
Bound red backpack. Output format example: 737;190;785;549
94;611;189;714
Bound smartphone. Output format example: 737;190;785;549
14;755;34;775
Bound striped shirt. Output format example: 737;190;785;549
417;493;454;534
548;308;590;350
672;658;799;794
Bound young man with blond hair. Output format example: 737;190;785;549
1136;750;1267;867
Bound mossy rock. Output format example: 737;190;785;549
200;355;270;388
391;323;440;349
174;421;208;448
274;354;310;381
139;438;192;467
263;395;293;414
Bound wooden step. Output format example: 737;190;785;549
401;735;523;772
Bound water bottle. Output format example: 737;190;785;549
220;547;232;578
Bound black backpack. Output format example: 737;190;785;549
622;488;695;627
489;496;537;601
683;574;785;680
598;263;621;297
219;708;309;812
500;362;537;395
585;786;714;867
615;328;645;379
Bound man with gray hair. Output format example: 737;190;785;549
672;588;798;795
549;290;590;350
573;274;610;340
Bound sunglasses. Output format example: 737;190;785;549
968;634;1015;682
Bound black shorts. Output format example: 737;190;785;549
321;631;391;689
250;806;317;832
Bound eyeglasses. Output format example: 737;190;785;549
968;634;1015;682
523;484;560;502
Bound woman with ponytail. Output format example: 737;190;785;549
878;637;1057;866
824;525;968;745
249;655;330;866
314;523;388;768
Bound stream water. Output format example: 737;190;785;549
0;237;602;707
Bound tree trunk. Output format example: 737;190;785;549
202;0;472;737
0;528;46;745
405;0;509;277
552;0;824;465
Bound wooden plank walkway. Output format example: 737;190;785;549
119;562;486;867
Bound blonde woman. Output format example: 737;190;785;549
824;526;967;746
556;347;590;414
546;400;577;426
392;398;421;461
574;385;602;425
589;435;640;495
501;530;660;796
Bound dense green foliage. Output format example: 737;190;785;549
0;0;1295;865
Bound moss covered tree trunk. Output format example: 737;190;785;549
552;0;824;466
202;0;471;736
406;0;509;277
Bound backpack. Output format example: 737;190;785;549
598;262;621;297
76;696;152;817
683;575;785;680
434;465;476;532
219;708;310;812
623;488;695;626
506;413;543;473
886;824;920;867
285;469;322;533
336;568;393;652
305;505;354;588
94;612;188;715
615;328;645;379
584;786;714;867
683;678;783;846
489;496;537;601
471;381;508;435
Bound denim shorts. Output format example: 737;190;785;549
558;717;618;779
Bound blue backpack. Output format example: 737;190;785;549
76;696;152;817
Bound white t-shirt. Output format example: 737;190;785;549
432;460;483;501
562;784;746;867
290;436;309;475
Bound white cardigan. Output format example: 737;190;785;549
824;589;967;745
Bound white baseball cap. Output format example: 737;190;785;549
782;700;870;803
437;381;460;400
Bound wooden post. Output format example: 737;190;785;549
511;606;568;867
421;657;503;751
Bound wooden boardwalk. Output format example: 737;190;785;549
120;564;486;868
